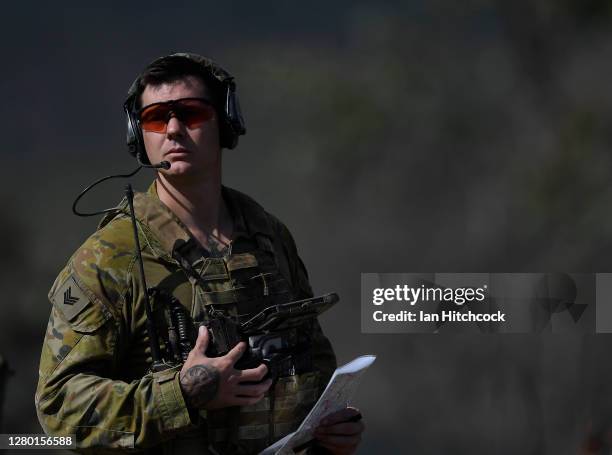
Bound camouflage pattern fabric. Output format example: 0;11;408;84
35;182;337;454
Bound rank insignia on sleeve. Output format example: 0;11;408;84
52;276;91;321
63;287;79;305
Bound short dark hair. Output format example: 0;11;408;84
131;55;225;112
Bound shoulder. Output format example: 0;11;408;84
49;215;137;324
225;186;313;297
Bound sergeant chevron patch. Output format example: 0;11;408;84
52;275;90;321
63;287;79;305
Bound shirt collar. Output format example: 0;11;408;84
126;181;252;262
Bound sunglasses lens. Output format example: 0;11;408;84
175;99;215;128
140;105;171;133
139;99;215;133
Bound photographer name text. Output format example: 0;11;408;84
371;284;506;323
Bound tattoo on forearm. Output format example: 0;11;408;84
180;364;220;408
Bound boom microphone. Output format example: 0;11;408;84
136;152;171;170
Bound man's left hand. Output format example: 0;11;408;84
313;407;364;454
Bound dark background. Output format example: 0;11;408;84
3;1;612;453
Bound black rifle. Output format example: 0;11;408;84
204;293;339;379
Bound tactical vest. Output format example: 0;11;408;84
106;187;321;455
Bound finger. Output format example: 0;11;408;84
237;363;268;382
235;379;273;397
320;407;361;426
315;421;364;436
193;325;209;354
224;341;247;365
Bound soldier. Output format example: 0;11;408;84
35;53;364;454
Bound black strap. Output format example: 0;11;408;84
171;240;208;288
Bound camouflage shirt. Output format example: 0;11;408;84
35;182;337;454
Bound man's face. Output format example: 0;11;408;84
140;75;221;181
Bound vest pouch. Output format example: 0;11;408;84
206;370;321;455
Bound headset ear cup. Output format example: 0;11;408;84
221;82;246;149
219;118;237;149
124;103;149;163
124;102;138;157
126;115;137;156
134;121;148;164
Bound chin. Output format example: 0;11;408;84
163;160;194;174
161;162;204;181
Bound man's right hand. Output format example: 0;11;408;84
179;325;272;410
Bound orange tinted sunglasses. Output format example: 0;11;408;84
138;97;215;133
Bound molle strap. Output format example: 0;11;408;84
251;230;293;292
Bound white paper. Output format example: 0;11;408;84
260;354;376;455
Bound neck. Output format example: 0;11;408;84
155;171;228;236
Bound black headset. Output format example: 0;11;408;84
123;53;246;164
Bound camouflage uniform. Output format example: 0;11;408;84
35;182;337;454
